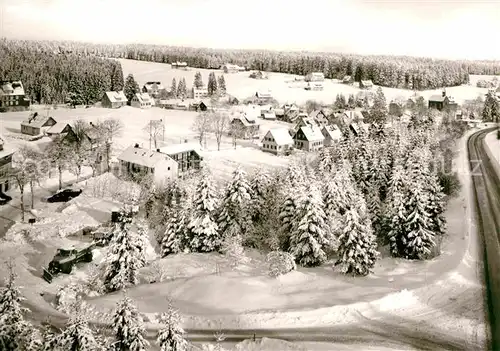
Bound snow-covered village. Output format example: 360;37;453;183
1;2;500;350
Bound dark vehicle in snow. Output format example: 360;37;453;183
47;188;82;203
43;243;95;283
0;191;12;205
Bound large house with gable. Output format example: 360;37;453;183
21;113;57;136
117;144;179;184
293;124;324;152
261;128;294;155
0;80;30;112
142;82;164;98
230;112;260;139
101;91;128;109
158;142;204;175
321;125;343;146
0;135;16;193
131;93;154;109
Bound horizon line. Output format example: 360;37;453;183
3;37;500;64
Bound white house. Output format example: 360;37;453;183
117;144;178;184
131;93;154;109
321;125;343;146
261;128;294;155
193;86;209;99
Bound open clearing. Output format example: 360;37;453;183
119;58;491;105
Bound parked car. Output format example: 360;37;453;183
0;192;12;205
47;188;82;203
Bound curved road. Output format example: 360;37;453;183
468;127;500;350
3;127;499;350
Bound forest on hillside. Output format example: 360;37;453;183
6;39;500;91
0;40;124;105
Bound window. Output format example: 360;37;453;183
167;166;170;170
15;101;18;106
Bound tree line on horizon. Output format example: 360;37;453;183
4;39;500;91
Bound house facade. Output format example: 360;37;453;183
101;91;128;109
261;128;294;155
305;72;325;82
0;136;15;193
142;82;164;98
158;142;203;174
360;80;374;89
255;91;273;105
46;123;73;137
293;125;324;152
117;144;179;184
308;110;329;127
305;82;324;91
222;63;245;73
321;125;342;146
131;93;154;109
342;75;353;84
21;114;57;136
428;90;457;111
0;81;30;112
193;86;209;99
171;62;188;69
230;114;260;139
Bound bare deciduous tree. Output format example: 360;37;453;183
144;120;165;150
209;112;229;151
46;136;73;190
192;112;211;148
229;121;245;149
21;147;49;209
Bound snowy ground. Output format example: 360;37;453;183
120;58;489;105
0;106;291;181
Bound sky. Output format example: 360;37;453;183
0;0;499;60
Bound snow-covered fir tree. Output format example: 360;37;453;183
288;183;330;267
335;193;379;276
156;301;189;351
0;263;36;351
217;167;252;240
112;296;149;351
220;232;247;268
277;163;306;251
385;163;409;255
316;147;334;176
401;181;436;260
40;324;59;351
55;314;99;351
425;172;447;237
249;168;272;223
102;210;147;292
187;169;220;252
161;203;189;256
365;180;384;240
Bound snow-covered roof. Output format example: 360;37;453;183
262;111;276;120
158;142;202;156
322;124;342;141
0;81;25;96
118;145;174;168
21;114;55;128
134;92;153;103
46;122;71;134
105;91;127;103
298;125;324;142
264;128;293;146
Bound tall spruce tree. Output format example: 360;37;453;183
56;315;100;351
288;184;330;267
102;209;147;292
171;78;177;98
157;301;188;351
187;169;220;252
385;163;408;255
217;75;227;95
335;193;379;276
193;71;204;88
217;167;252;240
368;87;388;124
111;296;149;351
161;203;188;257
177;78;187;98
124;74;140;103
207;72;218;96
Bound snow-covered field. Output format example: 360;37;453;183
0;106;292;181
120;58;490;105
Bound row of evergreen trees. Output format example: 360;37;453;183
145;117;450;276
0;41;124;105
0;263;191;351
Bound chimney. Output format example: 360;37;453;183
442;89;446;97
184;139;188;143
134;143;139;148
156;148;160;152
89;121;94;126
